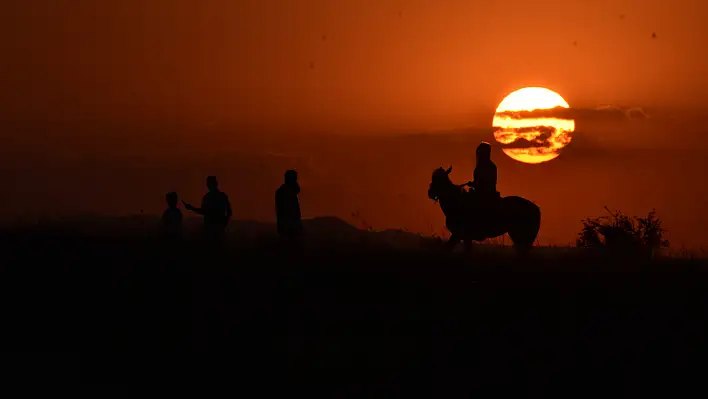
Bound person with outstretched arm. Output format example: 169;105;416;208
183;175;232;241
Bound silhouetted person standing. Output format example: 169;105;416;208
276;170;302;241
183;176;232;241
161;191;183;240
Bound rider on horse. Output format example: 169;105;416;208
469;142;498;196
467;142;500;235
427;145;541;251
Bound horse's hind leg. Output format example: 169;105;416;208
463;239;473;254
509;231;534;257
444;233;461;251
514;242;532;257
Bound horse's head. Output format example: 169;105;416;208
428;166;453;201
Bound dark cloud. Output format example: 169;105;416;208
494;126;559;149
513;126;557;137
494;106;650;122
500;137;558;151
494;106;572;120
625;107;649;119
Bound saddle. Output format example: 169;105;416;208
466;191;502;238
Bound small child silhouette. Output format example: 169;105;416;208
161;191;183;239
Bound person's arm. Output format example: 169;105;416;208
225;194;232;219
181;200;205;215
275;191;280;218
492;164;498;187
469;167;480;188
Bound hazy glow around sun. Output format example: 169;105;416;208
492;87;575;164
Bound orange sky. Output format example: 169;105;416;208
2;0;708;248
2;0;707;130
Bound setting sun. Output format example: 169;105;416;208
492;87;575;164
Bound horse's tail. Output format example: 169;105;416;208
503;196;541;253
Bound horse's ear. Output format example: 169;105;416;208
446;166;452;174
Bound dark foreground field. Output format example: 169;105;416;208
1;223;708;392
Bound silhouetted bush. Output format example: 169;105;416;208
577;207;669;256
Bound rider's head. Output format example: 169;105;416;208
476;142;492;162
206;176;219;192
284;169;298;185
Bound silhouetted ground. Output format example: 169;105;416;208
1;218;707;392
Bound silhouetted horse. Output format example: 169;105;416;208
427;166;541;254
